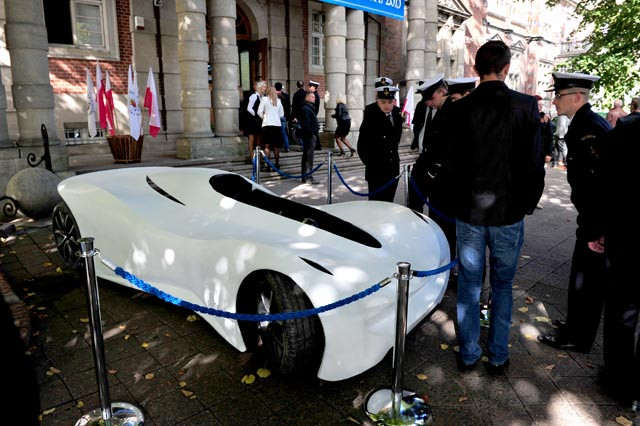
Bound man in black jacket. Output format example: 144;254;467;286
357;81;403;202
291;80;306;146
538;72;612;353
447;40;545;374
299;91;320;184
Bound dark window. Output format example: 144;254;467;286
44;0;73;45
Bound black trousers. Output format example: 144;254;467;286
366;172;399;203
566;239;607;351
408;156;428;213
301;134;317;181
603;236;639;400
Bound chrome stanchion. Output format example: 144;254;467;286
254;147;261;184
364;262;432;425
327;151;333;204
403;164;410;208
75;238;144;426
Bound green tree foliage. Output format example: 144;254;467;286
555;0;640;107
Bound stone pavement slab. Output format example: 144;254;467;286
1;166;639;425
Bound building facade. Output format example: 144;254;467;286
0;0;579;194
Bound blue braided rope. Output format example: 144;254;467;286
333;163;401;197
251;155;258;182
263;155;326;179
409;177;455;224
412;258;458;277
113;266;385;322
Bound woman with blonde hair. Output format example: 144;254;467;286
331;94;356;156
258;86;285;170
245;80;266;161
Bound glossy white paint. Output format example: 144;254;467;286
58;167;450;381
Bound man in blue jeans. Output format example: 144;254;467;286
445;40;545;374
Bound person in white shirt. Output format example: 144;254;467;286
258;86;285;170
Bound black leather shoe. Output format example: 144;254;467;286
537;333;571;349
456;355;478;373
485;358;509;376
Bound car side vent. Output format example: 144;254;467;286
299;257;333;276
146;176;186;206
413;210;430;224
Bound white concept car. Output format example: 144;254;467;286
53;167;450;381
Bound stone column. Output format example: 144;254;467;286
0;67;11;146
4;0;68;170
346;9;364;140
267;0;288;87
209;0;239;137
424;0;438;78
364;19;380;105
405;0;426;93
287;0;304;92
175;0;215;159
323;5;346;133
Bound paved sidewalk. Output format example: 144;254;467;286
1;166;639;425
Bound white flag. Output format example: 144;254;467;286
402;85;415;127
86;68;97;138
128;65;142;140
144;67;161;137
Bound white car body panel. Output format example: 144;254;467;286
57;167;449;381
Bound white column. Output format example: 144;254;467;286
424;0;438;78
287;0;304;91
323;5;346;133
209;0;239;136
405;0;426;91
346;9;364;139
175;0;215;158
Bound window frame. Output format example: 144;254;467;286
48;0;120;62
309;4;325;73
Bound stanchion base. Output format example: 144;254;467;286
75;402;144;426
364;388;432;425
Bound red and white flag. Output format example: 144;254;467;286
144;67;161;137
128;64;142;141
394;85;400;107
105;71;116;136
96;62;107;130
86;68;97;138
402;85;415;127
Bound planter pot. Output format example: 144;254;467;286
107;135;144;164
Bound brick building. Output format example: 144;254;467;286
0;0;579;194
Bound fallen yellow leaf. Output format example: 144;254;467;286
42;408;56;415
416;373;428;381
43;262;52;267
453;345;460;353
440;343;449;350
108;369;118;374
71;329;78;334
144;373;155;380
241;374;256;384
347;416;360;425
141;342;149;348
525;334;535;340
535;316;551;323
55;267;63;273
186;315;198;322
458;396;468;402
124;334;131;340
557;354;568;359
545;364;555;371
615;416;632;426
181;390;194;397
513;285;519;289
521;255;530;259
27;292;36;297
179;381;187;388
257;368;271;378
118;324;127;330
37;307;46;311
481;356;489;362
189;395;197;400
77;401;84;408
518;307;529;313
79;318;89;323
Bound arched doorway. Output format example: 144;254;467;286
237;7;267;92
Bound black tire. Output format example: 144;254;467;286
238;272;324;375
52;202;83;270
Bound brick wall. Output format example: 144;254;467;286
48;0;132;95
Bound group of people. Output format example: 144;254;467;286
358;39;639;407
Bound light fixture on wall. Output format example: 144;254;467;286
153;0;162;6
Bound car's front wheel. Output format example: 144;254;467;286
52;202;83;270
238;272;323;375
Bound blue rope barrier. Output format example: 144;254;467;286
112;266;391;322
333;163;402;197
412;258;458;277
408;177;455;224
251;155;258;182
263;155;326;179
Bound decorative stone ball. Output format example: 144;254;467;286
5;168;63;219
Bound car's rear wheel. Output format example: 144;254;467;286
238;272;323;375
52;202;83;270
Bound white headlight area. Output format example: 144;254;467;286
298;224;317;237
219;197;237;209
163;248;175;265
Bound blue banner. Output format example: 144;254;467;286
320;0;404;20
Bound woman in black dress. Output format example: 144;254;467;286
332;94;356;156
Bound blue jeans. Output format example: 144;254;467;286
456;219;524;366
280;117;290;150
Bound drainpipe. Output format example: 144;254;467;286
153;4;167;131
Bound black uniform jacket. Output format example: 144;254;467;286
299;101;319;138
291;88;306;121
445;80;545;226
565;103;612;241
357;103;403;181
